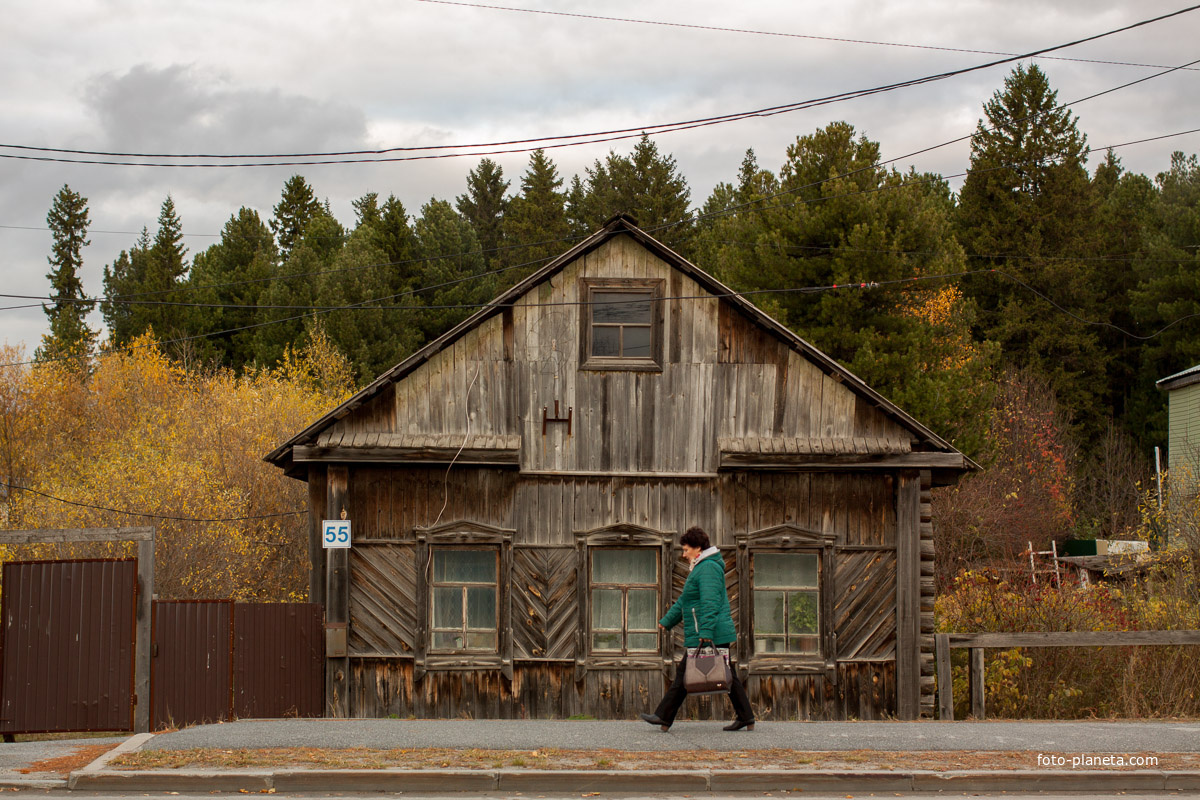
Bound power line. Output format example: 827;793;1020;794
0;481;305;523
417;0;1200;73
1;5;1195;168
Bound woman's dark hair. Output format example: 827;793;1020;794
680;526;710;550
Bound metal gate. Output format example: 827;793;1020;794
0;559;137;734
151;600;234;729
234;603;323;719
150;600;323;728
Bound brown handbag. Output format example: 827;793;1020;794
684;610;733;694
684;644;732;694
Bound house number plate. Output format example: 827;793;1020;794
322;520;352;548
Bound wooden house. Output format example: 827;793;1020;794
1159;363;1200;494
266;214;972;721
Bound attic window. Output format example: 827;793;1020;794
580;278;664;371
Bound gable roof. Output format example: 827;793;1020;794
266;214;971;472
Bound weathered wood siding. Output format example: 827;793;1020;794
326;235;910;473
338;466;901;720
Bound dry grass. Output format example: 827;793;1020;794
110;747;1200;772
21;743;118;775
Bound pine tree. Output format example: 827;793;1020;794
695;124;996;452
502;149;570;287
456;158;509;270
38;185;96;364
956;64;1105;430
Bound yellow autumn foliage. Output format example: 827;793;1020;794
0;331;353;600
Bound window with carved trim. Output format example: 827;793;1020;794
752;552;820;655
430;548;498;653
589;548;659;654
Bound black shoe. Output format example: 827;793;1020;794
723;719;755;731
640;712;670;731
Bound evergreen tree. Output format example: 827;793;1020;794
38;184;96;364
146;195;190;342
100;196;190;347
271;175;323;261
1090;151;1159;431
352;192;382;229
101;228;152;345
412;198;493;342
566;135;693;251
456;158;509;270
378;195;418;285
956;64;1105;431
502;149;570;287
187;207;278;368
1128;151;1200;443
253;206;346;367
315;226;423;382
694;124;996;452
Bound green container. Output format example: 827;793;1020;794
1061;539;1099;556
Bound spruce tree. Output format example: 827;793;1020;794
187;207;278;368
38;184;96;364
502;149;570;287
271;175;323;261
101;228;152;345
254;206;346;367
413;198;493;342
956;64;1105;430
567;135;693;250
456;158;510;270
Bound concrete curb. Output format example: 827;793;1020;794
0;777;68;790
69;768;275;792
63;766;1200;793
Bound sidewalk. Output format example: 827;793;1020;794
16;719;1200;794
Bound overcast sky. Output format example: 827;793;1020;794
3;0;1198;356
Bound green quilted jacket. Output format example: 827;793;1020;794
659;550;737;647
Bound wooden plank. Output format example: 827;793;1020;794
325;465;350;718
718;451;966;470
935;633;953;720
0;527;154;543
969;647;985;720
947;630;1200;647
894;471;920;721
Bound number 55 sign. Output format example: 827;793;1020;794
322;519;352;548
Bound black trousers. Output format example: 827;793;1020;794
653;648;754;725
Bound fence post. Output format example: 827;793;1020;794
935;633;953;721
969;647;986;720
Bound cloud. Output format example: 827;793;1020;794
84;64;371;156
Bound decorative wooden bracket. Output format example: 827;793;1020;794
542;400;573;436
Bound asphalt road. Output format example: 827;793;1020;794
143;718;1200;755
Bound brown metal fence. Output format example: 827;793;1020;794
0;558;323;733
151;600;234;730
0;559;137;734
234;603;324;719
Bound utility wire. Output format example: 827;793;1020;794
0;481;305;522
1;4;1195;167
416;0;1200;73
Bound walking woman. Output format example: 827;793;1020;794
640;526;755;731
